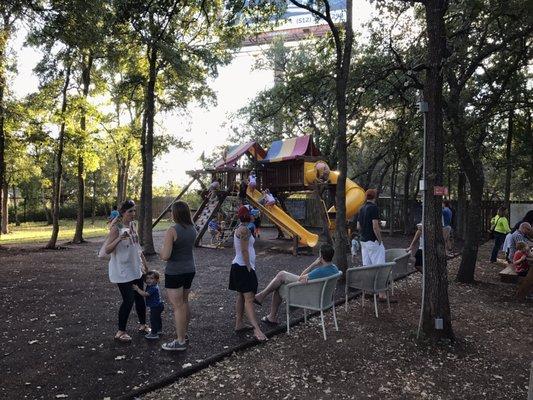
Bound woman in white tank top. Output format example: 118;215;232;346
105;200;148;342
228;206;266;342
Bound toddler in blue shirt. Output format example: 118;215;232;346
133;270;164;340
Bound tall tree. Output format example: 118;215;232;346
419;0;453;340
46;54;71;249
442;0;532;283
118;0;272;253
0;1;27;237
288;0;354;272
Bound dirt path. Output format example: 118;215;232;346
144;241;532;400
0;229;410;400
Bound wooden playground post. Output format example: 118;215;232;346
152;175;198;228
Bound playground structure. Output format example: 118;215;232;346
154;135;366;252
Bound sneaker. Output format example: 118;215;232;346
162;340;187;351
145;333;160;340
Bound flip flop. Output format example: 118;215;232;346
114;333;132;343
260;316;278;325
234;325;254;333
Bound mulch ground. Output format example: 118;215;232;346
143;242;532;400
2;230;530;400
0;228;409;400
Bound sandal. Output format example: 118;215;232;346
138;325;151;333
234;325;253;333
260;316;278;325
114;333;132;343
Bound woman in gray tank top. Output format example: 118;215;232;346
159;201;197;352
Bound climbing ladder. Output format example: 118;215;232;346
215;195;241;247
193;192;228;246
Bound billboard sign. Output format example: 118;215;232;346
277;1;346;30
243;1;347;45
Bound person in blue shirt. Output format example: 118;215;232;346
254;244;339;324
442;201;453;256
208;218;222;242
133;270;164;340
108;205;119;223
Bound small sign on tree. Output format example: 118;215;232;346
433;186;448;196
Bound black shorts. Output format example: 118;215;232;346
517;269;528;277
165;272;195;290
228;263;258;294
415;249;423;267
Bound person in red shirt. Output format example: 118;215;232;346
512;242;530;277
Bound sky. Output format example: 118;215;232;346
11;1;375;187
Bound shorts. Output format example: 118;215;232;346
165;272;195;289
415;249;423;267
229;263;258;293
442;226;452;238
361;240;385;266
517;269;528;277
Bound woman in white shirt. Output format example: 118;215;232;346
105;200;148;342
228;206;267;342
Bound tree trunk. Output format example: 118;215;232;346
456;166;484;283
448;97;486;283
116;159;125;206
12;185;19;226
526;108;533;165
46;59;71;249
0;21;8;239
73;155;85;243
1;182;8;234
332;0;354;274
123;159;130;202
377;162;390;193
456;170;466;240
73;53;93;244
503;109;513;210
389;157;398;235
91;172;97;225
139;44;157;254
403;156;412;234
421;0;454;340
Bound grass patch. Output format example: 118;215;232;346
0;219;173;245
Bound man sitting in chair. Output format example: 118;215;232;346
254;244;339;324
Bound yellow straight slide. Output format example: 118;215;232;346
246;188;319;248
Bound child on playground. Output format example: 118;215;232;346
132;270;164;340
252;209;261;239
260;189;276;207
208;216;223;241
248;171;257;192
350;232;360;262
512;242;530;277
208;178;222;199
238;178;248;203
